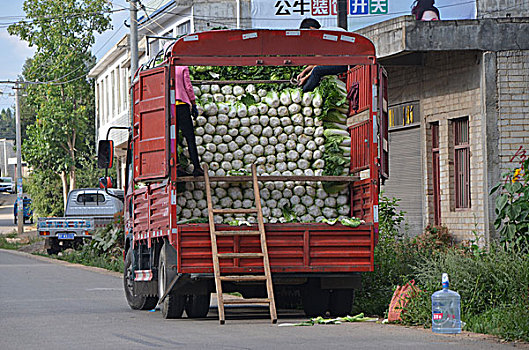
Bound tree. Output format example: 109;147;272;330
0;108;15;139
8;0;112;208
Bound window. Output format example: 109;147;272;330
77;193;106;205
453;117;470;209
177;21;190;36
105;75;112;124
121;66;128;110
115;67;121;113
431;122;441;223
104;78;109;123
95;82;101;124
149;38;160;58
111;70;116;116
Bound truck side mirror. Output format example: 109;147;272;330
97;140;114;169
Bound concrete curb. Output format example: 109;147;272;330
0;248;122;278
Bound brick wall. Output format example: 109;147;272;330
496;50;529;174
386;51;486;241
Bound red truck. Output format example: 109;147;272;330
98;29;388;322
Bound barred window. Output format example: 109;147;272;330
431;122;441;223
453;117;470;209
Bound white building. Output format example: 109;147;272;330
88;34;138;187
90;0;251;187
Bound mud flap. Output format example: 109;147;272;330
162;238;178;288
133;281;157;297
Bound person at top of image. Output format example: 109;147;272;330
174;65;204;177
412;0;440;21
296;18;349;92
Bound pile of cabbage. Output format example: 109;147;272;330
177;77;353;224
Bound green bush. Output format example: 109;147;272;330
55;217;124;273
401;245;529;341
57;244;123;273
491;159;529;251
91;216;124;254
354;190;529;342
466;304;529;342
352;194;414;316
25;169;64;217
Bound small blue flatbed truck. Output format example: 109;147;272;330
37;188;123;254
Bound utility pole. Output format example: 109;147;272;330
15;81;23;235
337;0;348;30
130;0;139;82
2;139;7;176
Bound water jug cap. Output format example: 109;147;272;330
442;273;449;289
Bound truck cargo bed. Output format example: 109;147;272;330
177;223;374;274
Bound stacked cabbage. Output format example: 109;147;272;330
177;80;352;224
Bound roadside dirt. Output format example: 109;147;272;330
1;228;45;254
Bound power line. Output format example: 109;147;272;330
0;8;127;29
5;2;129;87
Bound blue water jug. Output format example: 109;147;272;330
431;273;461;334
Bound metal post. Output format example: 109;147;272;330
236;0;241;29
337;0;348;30
2;139;7;176
15;82;23;234
130;0;139;83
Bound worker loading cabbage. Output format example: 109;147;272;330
176;66;354;224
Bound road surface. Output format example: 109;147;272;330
0;249;521;350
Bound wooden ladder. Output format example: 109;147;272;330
203;163;277;325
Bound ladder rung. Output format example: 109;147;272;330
217;253;264;259
220;275;268;282
215;230;261;236
212;208;258;214
223;298;271;304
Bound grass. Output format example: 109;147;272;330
0;233;41;250
352;194;529;342
48;245;124;273
400;245;529;342
0;235;24;250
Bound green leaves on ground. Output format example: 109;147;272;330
278;313;377;327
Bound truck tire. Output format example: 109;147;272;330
329;289;354;317
158;246;186;319
301;279;330;317
46;238;60;255
124;249;157;310
185;293;211;318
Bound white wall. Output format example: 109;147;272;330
94;59;130;149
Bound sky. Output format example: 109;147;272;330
0;0;129;110
0;0;477;110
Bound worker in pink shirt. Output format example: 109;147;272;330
174;65;204;177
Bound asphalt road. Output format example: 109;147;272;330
0;249;522;350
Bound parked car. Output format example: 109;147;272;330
37;188;124;255
0;177;14;193
14;197;33;224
